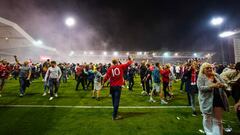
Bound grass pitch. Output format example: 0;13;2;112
0;77;239;135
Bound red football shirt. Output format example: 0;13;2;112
104;60;133;86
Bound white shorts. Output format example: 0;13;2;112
153;83;160;93
94;82;102;91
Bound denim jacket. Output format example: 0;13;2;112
197;73;229;114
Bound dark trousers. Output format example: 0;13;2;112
87;80;94;90
19;78;27;94
141;77;145;91
110;86;122;118
76;76;85;90
128;77;134;90
49;78;59;97
163;82;171;98
180;78;185;91
146;79;152;94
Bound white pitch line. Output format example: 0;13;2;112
0;105;192;109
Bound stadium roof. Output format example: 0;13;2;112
0;17;57;61
0;17;36;52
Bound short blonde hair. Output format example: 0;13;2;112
198;62;213;77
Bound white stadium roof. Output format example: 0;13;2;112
0;17;56;61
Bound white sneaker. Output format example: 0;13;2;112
49;97;54;101
149;99;156;103
54;93;58;97
0;94;2;97
19;94;24;97
48;91;50;94
42;92;47;96
161;99;168;104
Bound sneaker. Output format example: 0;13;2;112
19;94;24;97
0;94;2;97
192;111;197;117
161;99;168;104
49;97;54;101
42;92;47;96
112;115;123;120
108;94;112;97
54;93;58;97
48;91;50;94
149;99;156;103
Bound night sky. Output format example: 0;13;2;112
0;0;240;52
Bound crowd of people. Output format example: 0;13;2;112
0;55;240;135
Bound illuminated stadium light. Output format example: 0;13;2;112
69;51;74;56
219;31;236;38
113;51;119;56
126;52;129;56
210;17;224;26
34;40;43;45
144;52;147;55
205;53;211;58
65;17;76;27
193;53;197;57
83;51;87;55
163;52;169;57
103;51;107;56
89;51;94;55
152;53;156;56
174;53;178;56
5;37;8;40
137;52;142;55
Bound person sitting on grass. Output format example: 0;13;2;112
44;61;62;101
14;55;31;97
92;66;105;101
103;56;133;120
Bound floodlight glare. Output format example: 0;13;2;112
152;53;156;56
35;40;43;45
210;17;224;26
174;53;178;56
193;53;197;57
65;17;76;27
103;51;107;55
113;51;118;56
163;52;169;57
69;51;74;56
137;52;142;55
89;51;94;55
126;52;129;55
83;51;87;55
219;31;236;38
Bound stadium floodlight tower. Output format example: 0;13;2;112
210;16;225;64
219;31;237;38
210;17;224;26
65;17;76;27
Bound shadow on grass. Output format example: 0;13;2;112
120;112;149;119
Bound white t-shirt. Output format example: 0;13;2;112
45;66;62;81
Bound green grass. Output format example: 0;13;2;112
0;76;239;135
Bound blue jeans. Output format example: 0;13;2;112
19;78;27;94
110;86;122;118
49;78;59;97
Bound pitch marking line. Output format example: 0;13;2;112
0;105;192;109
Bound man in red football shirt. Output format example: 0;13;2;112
103;56;133;120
